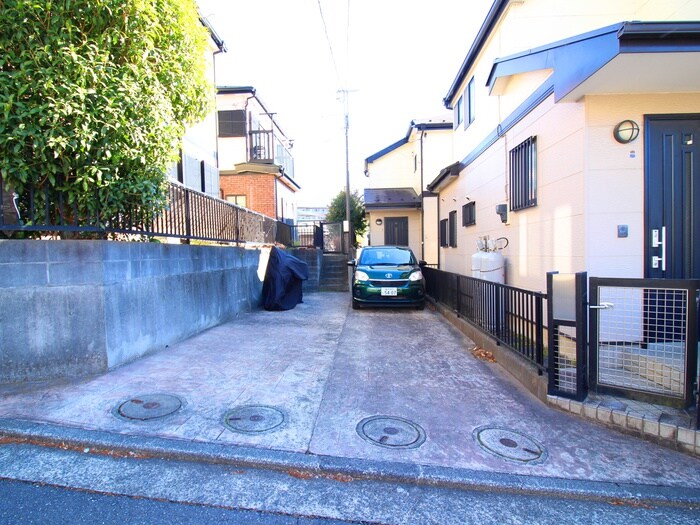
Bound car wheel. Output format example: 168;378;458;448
352;299;360;310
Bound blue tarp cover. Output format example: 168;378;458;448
262;247;309;311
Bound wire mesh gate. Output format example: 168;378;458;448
589;278;698;409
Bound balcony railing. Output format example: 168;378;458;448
249;130;294;179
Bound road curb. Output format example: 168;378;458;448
2;417;699;508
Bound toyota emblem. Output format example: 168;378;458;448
385;273;392;278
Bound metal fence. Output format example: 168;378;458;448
423;267;547;371
0;175;282;245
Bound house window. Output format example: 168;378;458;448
218;110;247;137
455;95;463;128
439;219;448;247
448;210;457;248
465;77;475;128
226;194;247;208
509;136;537;211
462;201;476;226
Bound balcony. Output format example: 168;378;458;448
249;130;295;179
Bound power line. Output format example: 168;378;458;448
316;0;340;85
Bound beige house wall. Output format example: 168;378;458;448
422;196;439;265
440;92;700;292
450;0;700;166
367;210;422;256
438;0;700;291
365;126;452;262
367;143;420;193
584;93;700;279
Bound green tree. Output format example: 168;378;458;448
0;0;212;232
326;189;367;247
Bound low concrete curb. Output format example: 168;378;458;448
2;418;699;508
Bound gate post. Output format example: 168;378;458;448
547;272;588;401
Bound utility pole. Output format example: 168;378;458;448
338;89;356;257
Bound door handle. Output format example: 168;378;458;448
590;302;614;310
651;226;666;272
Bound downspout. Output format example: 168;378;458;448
436;189;441;269
419;129;426;262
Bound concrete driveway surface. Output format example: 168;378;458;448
0;291;699;522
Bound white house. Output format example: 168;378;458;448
216;86;299;223
169;16;226;199
364;117;453;264
429;0;700;292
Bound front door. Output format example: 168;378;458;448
645;115;700;280
384;217;408;246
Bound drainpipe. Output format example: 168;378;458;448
419;129;426;262
436;192;441;269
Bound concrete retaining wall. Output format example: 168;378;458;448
0;240;262;385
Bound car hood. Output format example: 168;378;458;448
357;265;419;279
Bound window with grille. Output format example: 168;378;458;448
218;110;247;137
509;136;537;211
226;194;247;207
462;201;476;226
448;210;457;247
439;219;448;247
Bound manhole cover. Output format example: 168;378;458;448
356;415;426;449
473;426;547;464
117;394;183;421
223;405;286;434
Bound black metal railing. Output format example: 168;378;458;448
0;174;284;245
424;267;547;370
287;224;322;248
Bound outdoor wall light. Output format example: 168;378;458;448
613;120;640;144
375;218;383;225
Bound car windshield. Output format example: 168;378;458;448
359;247;416;266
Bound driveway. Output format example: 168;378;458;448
0;291;698;491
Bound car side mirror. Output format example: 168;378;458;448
347;259;356;267
418;260;427;267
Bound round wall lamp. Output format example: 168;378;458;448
613;120;640;144
375;218;383;226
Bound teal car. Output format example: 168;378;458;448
347;246;426;310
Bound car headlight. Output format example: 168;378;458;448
354;270;370;282
408;270;423;281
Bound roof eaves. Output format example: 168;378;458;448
199;16;227;53
443;0;509;109
217;86;256;96
426;161;464;193
364;136;410;165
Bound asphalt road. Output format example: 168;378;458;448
0;478;357;525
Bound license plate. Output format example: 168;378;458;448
381;287;398;296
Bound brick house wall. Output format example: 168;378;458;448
220;173;276;218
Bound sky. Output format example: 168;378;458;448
197;0;493;208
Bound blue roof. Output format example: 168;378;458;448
365;120;452;165
486;21;700;103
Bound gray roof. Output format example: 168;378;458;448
364;188;420;210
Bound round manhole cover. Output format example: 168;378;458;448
473;426;547;464
223;405;286;434
117;394;183;421
356;415;426;449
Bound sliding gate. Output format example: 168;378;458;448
589;277;698;408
